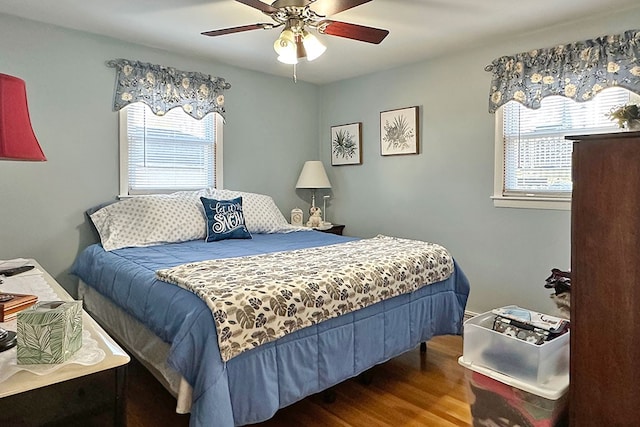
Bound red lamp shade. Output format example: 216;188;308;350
0;73;46;161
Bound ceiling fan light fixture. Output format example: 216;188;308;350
301;30;326;61
277;54;298;64
295;34;307;60
273;28;295;55
203;0;390;71
274;28;299;64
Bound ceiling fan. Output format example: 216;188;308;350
201;0;389;66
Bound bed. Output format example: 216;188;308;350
70;189;470;427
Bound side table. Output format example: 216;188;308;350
317;224;345;235
0;259;130;426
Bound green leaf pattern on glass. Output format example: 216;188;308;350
17;301;83;364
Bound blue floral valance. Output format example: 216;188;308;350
487;29;640;113
107;58;231;119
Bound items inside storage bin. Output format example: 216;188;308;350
462;306;569;385
459;357;569;427
491;306;569;345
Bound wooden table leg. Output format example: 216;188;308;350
115;364;128;427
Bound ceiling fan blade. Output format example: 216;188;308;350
320;20;389;44
201;23;274;37
311;0;372;16
235;0;279;14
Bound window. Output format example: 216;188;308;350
119;103;223;196
493;87;639;210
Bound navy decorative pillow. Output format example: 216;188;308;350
200;197;252;242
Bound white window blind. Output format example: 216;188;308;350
124;103;217;194
502;87;633;198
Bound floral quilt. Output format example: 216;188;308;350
156;235;454;361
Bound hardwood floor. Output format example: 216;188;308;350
125;335;472;427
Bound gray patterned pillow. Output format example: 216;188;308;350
211;189;297;233
90;189;209;251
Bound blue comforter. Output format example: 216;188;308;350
71;231;469;426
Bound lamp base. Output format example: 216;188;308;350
309;190;318;216
0;328;17;352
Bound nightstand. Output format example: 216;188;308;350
317;224;345;235
0;259;130;426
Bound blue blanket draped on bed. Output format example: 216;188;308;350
71;231;470;427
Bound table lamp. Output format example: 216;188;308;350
322;195;331;226
0;73;46;161
0;73;46;351
295;160;331;220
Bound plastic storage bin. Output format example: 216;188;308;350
459;357;568;427
462;306;569;385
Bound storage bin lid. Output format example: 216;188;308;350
458;356;568;400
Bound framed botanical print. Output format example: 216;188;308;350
331;122;362;166
380;106;419;156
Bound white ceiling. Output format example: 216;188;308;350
0;0;637;84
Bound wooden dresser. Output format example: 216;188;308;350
567;131;640;425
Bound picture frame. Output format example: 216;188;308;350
380;106;419;156
331;122;362;166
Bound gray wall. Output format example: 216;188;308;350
2;6;639;315
0;13;318;295
319;6;640;314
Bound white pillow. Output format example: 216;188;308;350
90;189;209;251
210;189;306;234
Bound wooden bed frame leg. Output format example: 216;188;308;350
322;388;337;403
357;370;374;386
420;342;427;353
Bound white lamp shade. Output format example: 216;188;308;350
277;53;299;65
274;28;326;64
302;30;326;61
274;29;294;54
296;160;331;189
274;29;298;64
